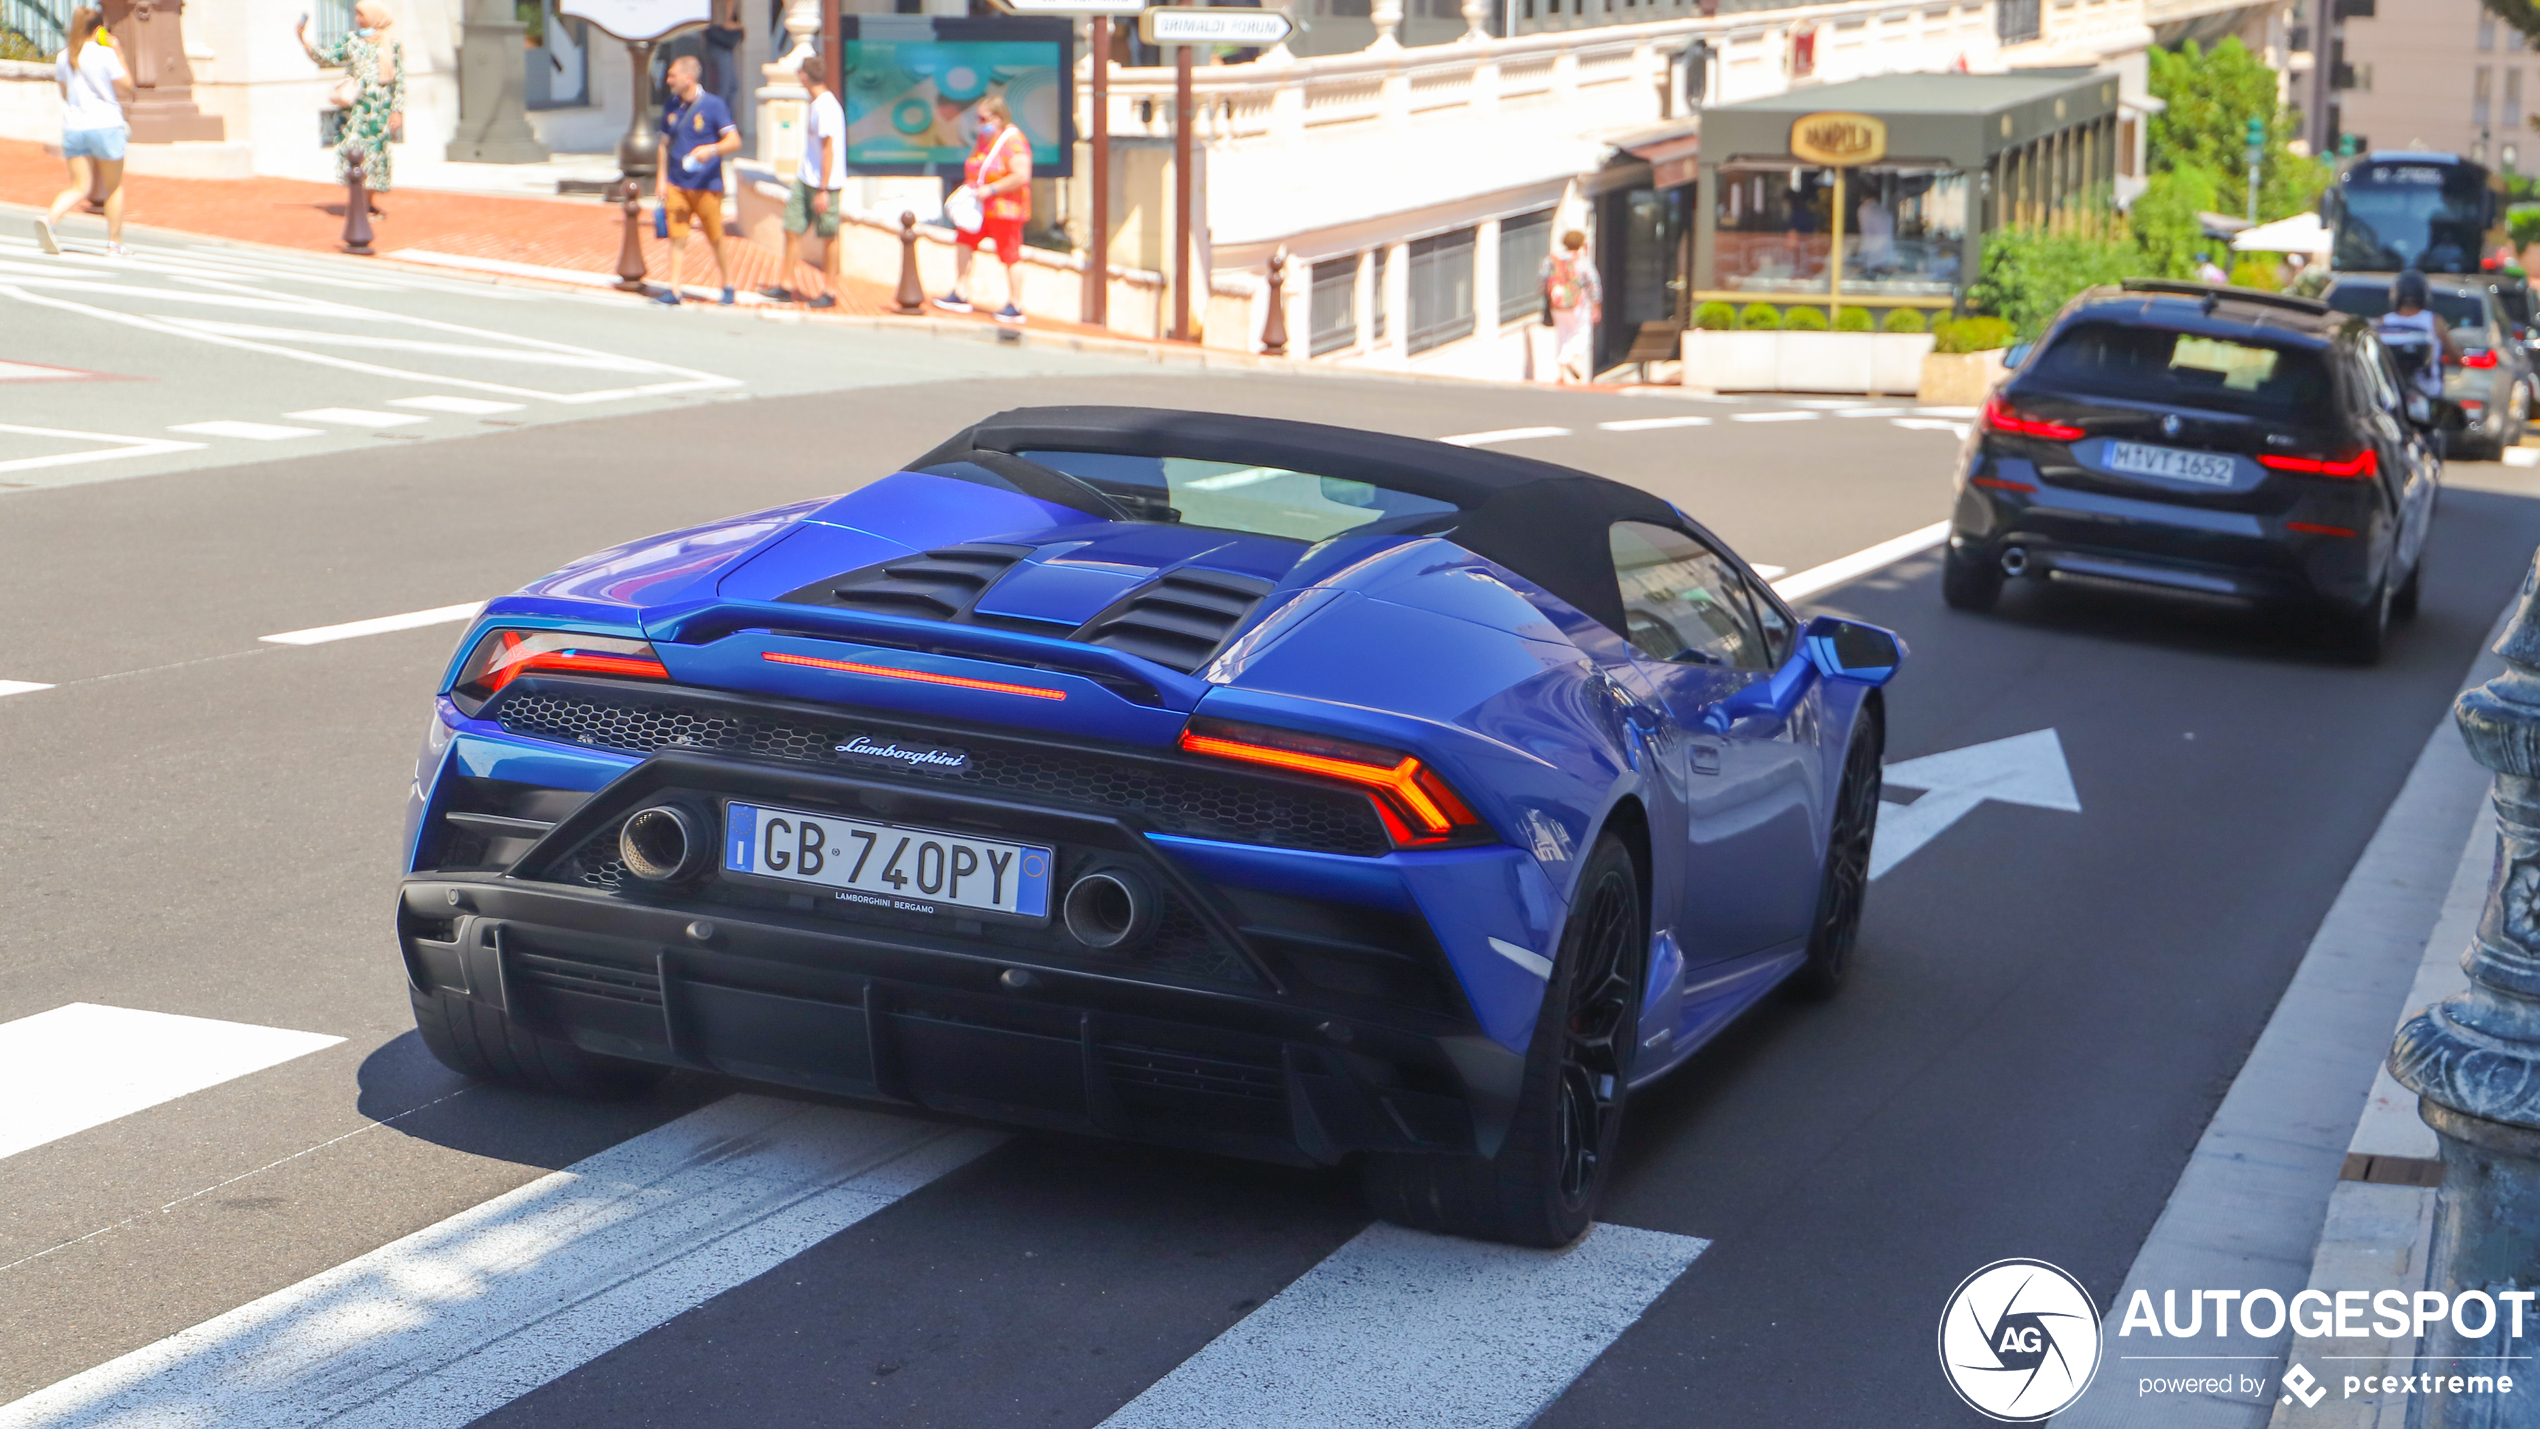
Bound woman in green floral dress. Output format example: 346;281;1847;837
295;2;404;198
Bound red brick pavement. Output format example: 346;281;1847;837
0;138;1118;334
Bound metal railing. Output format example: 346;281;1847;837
0;0;69;61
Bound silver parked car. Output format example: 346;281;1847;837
2324;273;2533;459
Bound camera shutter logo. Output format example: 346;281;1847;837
1937;1259;2103;1421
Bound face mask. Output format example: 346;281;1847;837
355;26;375;35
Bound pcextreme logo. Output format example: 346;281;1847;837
1938;1259;2103;1421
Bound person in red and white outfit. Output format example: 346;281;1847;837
933;94;1033;325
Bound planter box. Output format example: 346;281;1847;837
1918;349;2009;406
1776;330;1874;394
1680;328;1778;391
1873;332;1937;394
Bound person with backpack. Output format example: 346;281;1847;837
1541;229;1602;384
35;8;132;257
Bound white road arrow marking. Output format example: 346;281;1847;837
1871;728;2080;879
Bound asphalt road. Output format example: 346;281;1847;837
4;283;2539;1426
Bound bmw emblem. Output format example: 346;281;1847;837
2160;413;2182;438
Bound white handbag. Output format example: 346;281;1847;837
944;184;983;234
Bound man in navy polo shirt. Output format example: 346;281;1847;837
655;53;740;307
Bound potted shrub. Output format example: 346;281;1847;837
1873;306;1936;395
1775;304;1874;393
1918;315;2016;405
1680;300;1754;391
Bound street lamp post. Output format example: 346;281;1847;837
2390;552;2540;1429
2245;114;2264;226
612;40;661;292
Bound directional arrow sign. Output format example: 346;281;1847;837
1142;6;1296;45
1870;728;2080;880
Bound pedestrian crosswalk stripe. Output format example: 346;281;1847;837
0;680;53;697
1599;415;1713;431
260;601;483;646
1731;410;1820;423
1440;426;1573;446
1099;1221;1706;1429
285;408;429;428
0;1004;342;1164
391;395;526;415
0;1097;1001;1429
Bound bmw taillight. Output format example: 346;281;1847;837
2257;449;2378;479
1982;396;2085;441
2461;349;2499;369
449;629;668;714
1177;716;1491;849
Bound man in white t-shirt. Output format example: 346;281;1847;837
767;58;846;309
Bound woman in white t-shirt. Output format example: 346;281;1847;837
36;8;133;257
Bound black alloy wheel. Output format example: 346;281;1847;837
1361;834;1645;1247
2332;576;2392;666
1791;709;1882;999
1941;545;2003;612
1554;862;1638;1202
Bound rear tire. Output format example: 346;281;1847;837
2331;577;2392;666
411;985;668;1099
1790;709;1882;1001
1361;834;1644;1247
2393;552;2424;621
1941;545;2003;612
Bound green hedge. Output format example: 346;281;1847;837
2226;258;2281;291
1932;315;2016;354
1834;306;1875;332
1693;300;1739;330
1738;303;1782;331
1782;306;1830;331
2510;204;2540;251
1880;307;1928;334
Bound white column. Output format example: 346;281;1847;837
1473;216;1504;366
1356;249;1377;352
1384;238;1411;358
757;0;819;173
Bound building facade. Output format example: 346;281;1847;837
2334;0;2534;172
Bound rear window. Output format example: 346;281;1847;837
2324;284;2489;331
2024;323;2335;418
1016;450;1461;542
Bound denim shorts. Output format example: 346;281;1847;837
62;126;128;162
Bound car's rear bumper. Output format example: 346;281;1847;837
401;730;1541;1167
1949;465;2387;610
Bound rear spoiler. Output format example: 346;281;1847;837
2119;279;2331;317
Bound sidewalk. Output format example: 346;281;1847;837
0;138;1113;331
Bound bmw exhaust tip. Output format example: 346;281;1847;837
1063;869;1155;950
619;805;710;883
2000;546;2030;577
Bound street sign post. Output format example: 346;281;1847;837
1139;6;1296;45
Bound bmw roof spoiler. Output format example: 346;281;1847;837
2119;279;2331;317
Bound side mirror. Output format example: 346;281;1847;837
2004;342;2034;369
1801;616;1905;686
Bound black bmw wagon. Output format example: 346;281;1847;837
1942;280;2452;662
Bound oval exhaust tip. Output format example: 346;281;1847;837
2001;546;2030;577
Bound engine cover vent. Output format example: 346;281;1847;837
777;543;1034;622
1073;568;1275;674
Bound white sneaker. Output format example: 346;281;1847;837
105;242;130;258
33;218;59;255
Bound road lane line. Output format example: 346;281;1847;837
0;1005;342;1163
1440;426;1573;446
169;421;324;441
0;1097;1003;1429
1834;406;1916;417
0;681;51;697
259;602;483;646
284;407;429;428
1729;410;1819;423
1770;521;1952;603
1891;417;1973;436
391;395;526;415
1598;415;1713;431
0;424;205;475
1099;1220;1706;1429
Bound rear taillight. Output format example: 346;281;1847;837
1983;396;2085;441
2257;449;2378;479
2461;349;2499;369
1178;716;1490;849
450;629;668;714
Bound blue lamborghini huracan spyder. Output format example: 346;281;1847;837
396;406;1903;1245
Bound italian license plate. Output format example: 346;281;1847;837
2106;440;2237;487
723;801;1051;921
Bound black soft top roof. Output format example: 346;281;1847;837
909;405;1688;632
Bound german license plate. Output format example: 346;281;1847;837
2106;440;2237;487
723;801;1051;921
